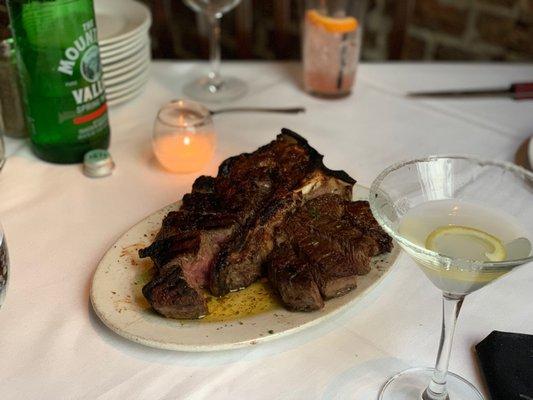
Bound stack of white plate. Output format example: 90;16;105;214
95;0;152;107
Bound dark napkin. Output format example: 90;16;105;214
476;331;533;400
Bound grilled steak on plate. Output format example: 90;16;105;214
139;129;390;319
267;195;392;310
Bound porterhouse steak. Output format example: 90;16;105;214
140;129;356;319
267;195;392;311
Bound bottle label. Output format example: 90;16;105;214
57;18;107;141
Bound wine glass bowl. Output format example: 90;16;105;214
183;0;241;16
369;155;533;400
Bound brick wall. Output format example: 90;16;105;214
144;0;533;61
405;0;533;61
0;0;531;61
357;0;533;61
402;0;533;60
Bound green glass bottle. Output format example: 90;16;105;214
6;0;110;164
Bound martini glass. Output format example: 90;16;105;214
183;0;247;102
369;155;533;400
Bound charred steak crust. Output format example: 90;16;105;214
208;130;356;297
139;129;368;319
267;243;324;311
142;266;208;319
209;194;301;296
267;195;392;311
279;129;356;186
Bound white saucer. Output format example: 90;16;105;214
104;58;150;87
95;0;151;46
102;44;150;75
100;33;147;58
107;76;149;101
101;37;148;66
107;85;146;107
105;65;150;95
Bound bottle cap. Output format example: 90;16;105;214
83;149;115;178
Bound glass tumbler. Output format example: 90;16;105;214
303;0;366;97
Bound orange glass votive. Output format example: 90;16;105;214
152;100;216;173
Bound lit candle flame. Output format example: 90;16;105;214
154;132;215;173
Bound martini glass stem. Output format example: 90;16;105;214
206;13;222;92
422;293;465;400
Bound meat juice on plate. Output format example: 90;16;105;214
202;280;281;322
398;199;531;295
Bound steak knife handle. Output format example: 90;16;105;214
511;82;533;100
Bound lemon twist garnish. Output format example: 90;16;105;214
425;225;507;262
306;9;358;33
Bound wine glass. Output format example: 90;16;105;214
183;0;247;102
0;225;9;308
369;155;533;400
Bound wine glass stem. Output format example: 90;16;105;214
206;13;222;91
422;293;465;400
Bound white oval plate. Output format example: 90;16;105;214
90;186;400;351
95;0;151;46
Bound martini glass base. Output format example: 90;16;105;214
183;76;247;103
378;367;484;400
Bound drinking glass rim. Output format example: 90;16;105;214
156;99;212;129
369;154;533;271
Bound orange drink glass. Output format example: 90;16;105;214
303;0;366;97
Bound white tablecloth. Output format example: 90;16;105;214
1;62;532;400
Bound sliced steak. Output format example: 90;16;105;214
267;243;323;311
142;266;208;319
209;131;356;296
268;195;392;311
344;200;393;255
139;231;200;270
287;217;359;299
210;195;299;295
140;129;357;319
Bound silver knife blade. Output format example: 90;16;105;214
407;88;512;99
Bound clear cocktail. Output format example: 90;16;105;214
370;156;533;400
